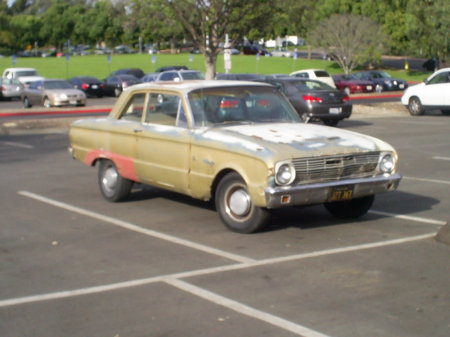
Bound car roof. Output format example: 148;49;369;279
124;80;270;94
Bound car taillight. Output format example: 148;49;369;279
342;95;350;102
220;100;239;108
81;83;89;89
302;95;322;103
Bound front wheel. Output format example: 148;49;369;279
324;195;375;219
23;97;31;108
98;160;132;202
215;172;269;233
408;97;424;116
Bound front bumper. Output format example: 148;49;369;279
265;173;402;208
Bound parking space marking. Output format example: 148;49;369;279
0;232;437;309
166;278;331;337
369;210;447;226
433;156;450;161
3;141;34;149
403;176;450;185
18;191;255;264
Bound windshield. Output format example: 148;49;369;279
43;80;73;89
17;70;38;77
188;86;300;127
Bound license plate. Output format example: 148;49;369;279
399;84;404;89
92;85;98;89
329;107;342;114
328;185;354;202
367;85;373;90
69;100;77;105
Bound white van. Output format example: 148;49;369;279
2;67;44;86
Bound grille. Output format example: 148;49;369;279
292;152;380;184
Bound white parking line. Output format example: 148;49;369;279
433;156;450;161
3;141;34;149
369;210;447;226
0;232;437;309
17;191;255;264
403;176;450;185
166;278;331;337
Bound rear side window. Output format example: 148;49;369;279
314;70;330;77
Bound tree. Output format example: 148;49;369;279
307;14;385;74
163;0;274;79
405;0;450;65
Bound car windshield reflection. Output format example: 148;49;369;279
188;86;300;127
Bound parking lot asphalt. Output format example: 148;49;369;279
0;111;449;336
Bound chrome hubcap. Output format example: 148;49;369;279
102;167;118;193
228;188;251;217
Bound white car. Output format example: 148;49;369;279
2;67;44;86
290;69;336;88
401;67;450;116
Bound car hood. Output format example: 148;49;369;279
196;123;393;162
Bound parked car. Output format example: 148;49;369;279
0;78;24;100
215;73;266;81
271;48;292;57
102;74;141;97
69;76;104;98
401;67;450;116
69;80;401;233
332;74;375;94
155;69;204;81
262;77;351;126
110;68;145;79
290;69;336;88
2;67;44;86
22;79;86;108
242;44;272;56
352;70;408;92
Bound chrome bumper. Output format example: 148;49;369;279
265;173;402;208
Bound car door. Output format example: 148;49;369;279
27;80;44;105
134;91;191;194
421;71;449;106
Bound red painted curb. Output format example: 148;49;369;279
349;94;402;100
0;108;111;118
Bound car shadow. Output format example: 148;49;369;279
125;185;442;233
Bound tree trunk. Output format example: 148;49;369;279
204;52;218;80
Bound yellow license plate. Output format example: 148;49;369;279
328;185;354;202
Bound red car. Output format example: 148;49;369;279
333;74;375;94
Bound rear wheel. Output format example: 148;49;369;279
215;172;269;233
408;97;424;116
98;160;132;202
324;195;375;219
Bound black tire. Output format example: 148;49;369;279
324;195;375;219
23;96;31;108
215;172;269;233
98;160;132;202
323;119;339;127
408;97;424;116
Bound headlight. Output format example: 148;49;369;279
275;162;296;185
379;153;395;174
59;93;68;100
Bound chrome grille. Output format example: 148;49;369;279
292;152;380;184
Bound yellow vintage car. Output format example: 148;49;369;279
69;80;402;233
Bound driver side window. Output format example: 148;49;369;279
119;93;146;121
145;93;187;127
